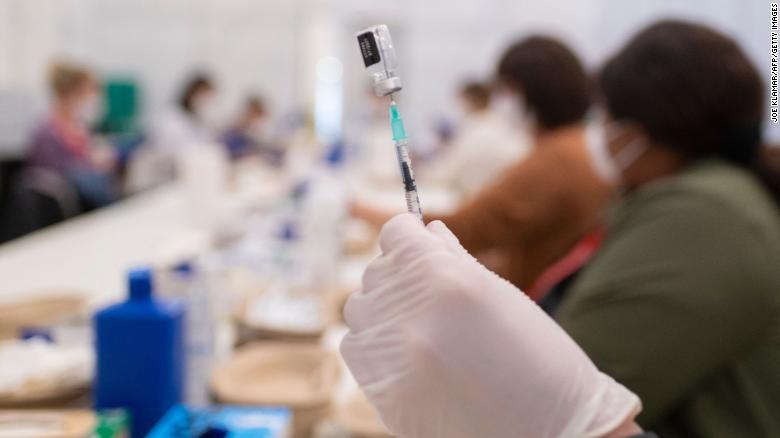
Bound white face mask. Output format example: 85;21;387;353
452;100;469;123
247;119;269;143
193;93;221;128
585;120;648;186
492;92;535;132
75;95;102;127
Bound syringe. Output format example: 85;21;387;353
357;24;423;221
388;97;423;220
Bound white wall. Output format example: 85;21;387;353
0;0;776;155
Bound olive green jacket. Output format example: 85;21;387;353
557;160;780;438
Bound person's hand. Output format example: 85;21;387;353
341;214;641;438
90;141;118;172
350;200;395;230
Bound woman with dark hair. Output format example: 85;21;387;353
177;74;216;117
555;20;780;436
127;73;220;191
221;95;280;163
354;36;613;295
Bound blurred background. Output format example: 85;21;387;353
0;0;776;159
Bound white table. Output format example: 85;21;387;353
0;184;201;306
0;163;458;309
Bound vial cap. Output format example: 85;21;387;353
128;267;153;301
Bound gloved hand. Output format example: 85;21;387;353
341;214;641;438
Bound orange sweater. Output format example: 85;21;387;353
426;124;613;290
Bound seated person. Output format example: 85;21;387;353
222;96;283;165
126;73;219;191
26;61;117;211
556;20;780;436
422;81;529;199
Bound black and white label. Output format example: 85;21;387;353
357;32;381;67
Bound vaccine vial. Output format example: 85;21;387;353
356;24;403;96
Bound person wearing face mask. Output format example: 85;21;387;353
26;61;118;211
126;73;220;192
221;96;283;165
171;73;221;142
353;36;614;295
420;81;530;199
554;20;780;437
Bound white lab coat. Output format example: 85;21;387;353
153;108;214;155
423;110;530;199
127;108;217;192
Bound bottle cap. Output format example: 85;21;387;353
276;221;300;241
324;140;345;166
128;267;153;301
173;261;193;275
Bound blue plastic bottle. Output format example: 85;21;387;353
94;268;186;438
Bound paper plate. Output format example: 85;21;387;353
0;381;89;409
211;342;340;438
0;295;86;340
237;295;328;342
0;409;95;438
211;342;339;408
238;320;326;343
342;220;378;256
333;390;392;438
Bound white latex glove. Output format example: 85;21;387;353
341;213;641;438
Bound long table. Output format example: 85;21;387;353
0;184;203;306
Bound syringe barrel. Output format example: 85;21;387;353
405;189;423;221
394;138;423;220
